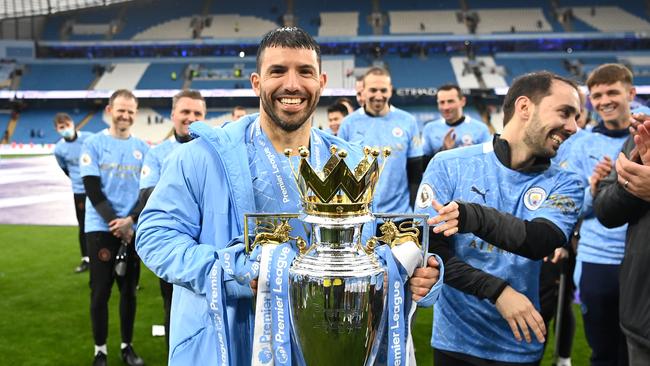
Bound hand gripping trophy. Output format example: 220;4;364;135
243;145;429;366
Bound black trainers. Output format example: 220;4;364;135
93;352;107;366
121;345;144;366
75;260;89;273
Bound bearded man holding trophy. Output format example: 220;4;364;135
136;26;443;365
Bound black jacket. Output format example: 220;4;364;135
593;137;650;348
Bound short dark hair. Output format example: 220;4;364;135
53;112;72;127
436;84;463;99
256;27;321;73
586;63;633;90
172;90;205;111
327;103;349;116
109;89;137;106
502;71;578;125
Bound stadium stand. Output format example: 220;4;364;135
620;56;650;85
93;63;149;90
19;64;96;90
388;11;468;35
494;56;573;84
377;55;457;88
473;8;553;34
293;0;372;36
571;6;650;32
1;0;650;146
11;109;87;143
0;112;10;139
200;15;278;39
132;17;195;40
119;0;203;39
318;12;358;37
0;63;14;89
136;63;186;89
79;110;108;134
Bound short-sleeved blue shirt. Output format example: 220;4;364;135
421;116;491;156
338;107;422;214
80;129;149;232
415;141;583;362
54;131;93;194
139;137;179;189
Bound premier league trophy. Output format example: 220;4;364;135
246;145;427;366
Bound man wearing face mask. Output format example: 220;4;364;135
53;113;93;273
80;89;149;366
133;90;206;354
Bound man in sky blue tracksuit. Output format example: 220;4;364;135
136;27;442;366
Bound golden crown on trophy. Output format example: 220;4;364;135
284;145;390;216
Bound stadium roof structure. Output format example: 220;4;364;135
0;0;133;20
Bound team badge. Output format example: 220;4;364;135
524;187;547;211
392;127;404;138
416;184;434;209
80;153;92;166
141;165;151;178
133;150;143;160
98;248;112;262
461;134;473;146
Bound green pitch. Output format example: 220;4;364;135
0;224;589;365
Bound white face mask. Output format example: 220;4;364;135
59;127;75;139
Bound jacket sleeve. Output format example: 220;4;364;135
457;202;567;260
593;137;645;228
428;231;508;303
136;145;221;296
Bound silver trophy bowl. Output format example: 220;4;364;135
288;214;386;366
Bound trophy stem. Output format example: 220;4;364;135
289;216;386;366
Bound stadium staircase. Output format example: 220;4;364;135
93;63;149;91
2;113;19;144
76;110;99;131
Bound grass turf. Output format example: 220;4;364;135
0;224;590;365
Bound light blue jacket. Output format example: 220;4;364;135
136;114;441;365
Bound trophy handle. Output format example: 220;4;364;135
364;216;427;265
367;219;421;250
244;213;301;253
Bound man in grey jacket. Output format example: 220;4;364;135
594;116;650;366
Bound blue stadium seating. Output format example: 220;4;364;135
81;111;108;134
20;64;95;90
137;64;186;89
561;0;650;22
495;57;571;84
360;55;457;88
294;0;374;36
0;112;11;137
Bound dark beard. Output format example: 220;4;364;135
267;107;307;132
260;90;318;132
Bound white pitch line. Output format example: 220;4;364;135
0;173;69;186
0;192;69;209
